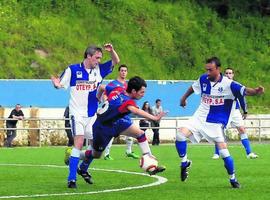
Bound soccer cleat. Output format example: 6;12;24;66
64;147;72;165
77;168;93;184
148;166;166;176
181;160;192;182
230;179;241;188
67;180;77;188
126;152;139;159
212;154;220;160
104;154;114;160
247;152;258;159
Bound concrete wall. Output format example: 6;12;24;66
1;108;270;146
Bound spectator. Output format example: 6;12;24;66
151;99;163;145
5;104;24;147
139;101;152;132
64;106;74;147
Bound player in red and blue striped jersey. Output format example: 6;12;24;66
78;76;166;182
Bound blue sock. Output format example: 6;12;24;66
214;144;219;155
223;156;235;175
241;138;251;155
175;140;187;158
68;156;80;181
79;150;94;172
175;141;187;167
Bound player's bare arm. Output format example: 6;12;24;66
104;43;120;66
180;86;194;107
51;76;63;89
245;86;264;96
127;105;166;121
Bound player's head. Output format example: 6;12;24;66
118;64;128;79
127;76;147;100
205;57;221;81
224;67;234;80
84;45;103;67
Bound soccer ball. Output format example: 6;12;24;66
140;154;158;172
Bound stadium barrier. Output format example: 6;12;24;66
0;117;270;147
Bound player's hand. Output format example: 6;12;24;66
242;113;247;120
155;111;167;121
255;86;264;95
180;98;187;108
104;43;114;52
51;76;62;88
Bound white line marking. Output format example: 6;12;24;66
0;163;167;199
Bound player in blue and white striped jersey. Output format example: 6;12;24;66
52;43;120;188
176;57;264;188
212;67;263;159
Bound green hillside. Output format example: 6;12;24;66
0;0;269;111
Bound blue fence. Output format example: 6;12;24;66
0;80;200;117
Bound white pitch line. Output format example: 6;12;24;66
0;163;167;199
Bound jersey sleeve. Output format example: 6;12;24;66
59;67;71;89
99;60;113;78
231;81;245;97
192;78;201;94
118;100;138;113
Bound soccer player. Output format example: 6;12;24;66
176;57;264;188
51;43;120;188
212;67;259;159
78;76;166;183
100;64;139;160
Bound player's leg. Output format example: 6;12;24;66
212;143;220;159
175;127;193;181
237;126;258;158
121;124;165;175
104;138;114;160
67;116;85;188
216;142;240;188
125;136;139;159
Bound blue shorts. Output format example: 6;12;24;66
93;116;132;152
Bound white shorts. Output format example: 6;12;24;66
70;114;97;139
184;117;225;143
229;109;244;128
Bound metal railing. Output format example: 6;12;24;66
0;117;270;146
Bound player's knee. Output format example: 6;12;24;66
136;133;147;143
176;129;188;141
238;126;246;134
219;148;230;158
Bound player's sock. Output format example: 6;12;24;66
240;133;252;155
79;150;94;172
137;133;151;155
104;138;113;156
175;131;188;167
68;148;80;181
126;137;133;154
175;140;188;167
219;149;235;177
214;144;219;155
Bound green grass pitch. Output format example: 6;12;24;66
0;144;269;200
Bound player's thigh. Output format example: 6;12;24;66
85;115;97;140
230;110;244;128
70;115;85;137
201;123;225;143
121;124;144;138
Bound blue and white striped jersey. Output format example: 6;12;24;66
192;74;246;126
60;60;113;117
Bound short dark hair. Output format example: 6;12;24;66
84;45;103;58
155;99;161;103
225;67;234;72
127;76;147;93
206;57;221;67
118;64;128;71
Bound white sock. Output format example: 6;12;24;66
126;137;133;154
104;138;113;156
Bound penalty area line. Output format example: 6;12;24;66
0;163;168;199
